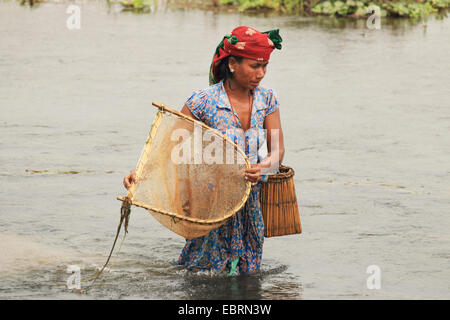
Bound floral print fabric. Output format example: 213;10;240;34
176;80;279;274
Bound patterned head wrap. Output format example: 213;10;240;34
209;26;282;85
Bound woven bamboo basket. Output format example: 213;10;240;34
260;165;302;237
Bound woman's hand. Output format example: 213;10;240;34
123;169;137;190
245;164;262;186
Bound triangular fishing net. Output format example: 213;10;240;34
118;103;251;239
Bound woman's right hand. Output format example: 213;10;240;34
123;169;137;190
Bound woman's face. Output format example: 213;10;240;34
229;57;269;90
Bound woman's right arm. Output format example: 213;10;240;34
123;169;136;190
180;104;199;120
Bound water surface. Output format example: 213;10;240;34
0;0;449;299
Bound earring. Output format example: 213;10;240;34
230;69;234;73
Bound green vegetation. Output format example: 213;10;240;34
16;0;450;17
119;0;153;11
311;0;449;18
218;0;450;17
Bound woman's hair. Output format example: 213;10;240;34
216;55;243;81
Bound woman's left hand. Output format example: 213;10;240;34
245;164;262;186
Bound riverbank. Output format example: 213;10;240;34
15;0;450;19
109;0;450;19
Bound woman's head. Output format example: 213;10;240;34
209;26;282;85
217;55;269;90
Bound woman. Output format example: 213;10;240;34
124;26;285;275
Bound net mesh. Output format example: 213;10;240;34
126;104;251;239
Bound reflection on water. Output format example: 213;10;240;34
3;260;302;299
179;263;302;300
0;233;302;299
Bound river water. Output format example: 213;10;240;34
0;0;449;299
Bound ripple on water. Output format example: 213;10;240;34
42;259;303;300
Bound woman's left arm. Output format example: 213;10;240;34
245;109;285;184
262;108;285;173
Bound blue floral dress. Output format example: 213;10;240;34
176;80;279;274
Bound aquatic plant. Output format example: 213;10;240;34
217;0;449;16
219;0;280;11
313;0;446;18
120;0;153;11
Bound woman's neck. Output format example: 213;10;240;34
225;78;251;100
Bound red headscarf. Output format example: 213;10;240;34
209;26;282;85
